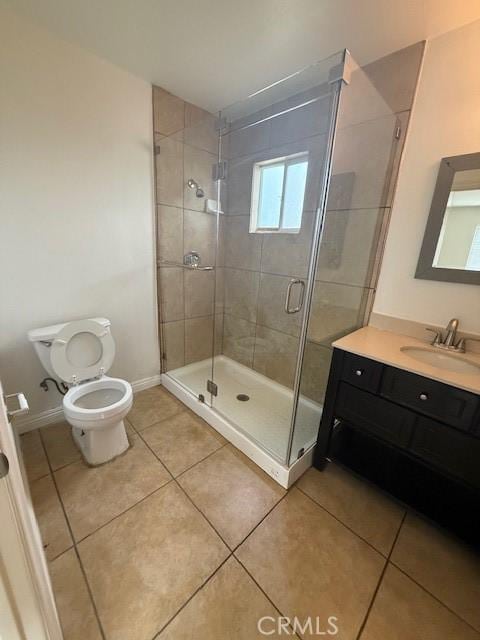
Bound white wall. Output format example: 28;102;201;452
0;7;159;419
374;19;480;334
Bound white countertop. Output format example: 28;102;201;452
333;326;480;395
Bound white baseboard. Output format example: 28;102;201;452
16;406;65;434
15;374;162;434
131;374;161;393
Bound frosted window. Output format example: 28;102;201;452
283;160;308;229
251;153;308;233
257;163;284;228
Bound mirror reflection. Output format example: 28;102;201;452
433;168;480;271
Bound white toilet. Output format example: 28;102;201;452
28;318;132;465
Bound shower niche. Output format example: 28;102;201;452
153;45;423;486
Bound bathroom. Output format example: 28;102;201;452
1;2;480;638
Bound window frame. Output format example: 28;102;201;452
249;151;308;234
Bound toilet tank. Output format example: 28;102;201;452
28;317;111;378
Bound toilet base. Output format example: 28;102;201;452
72;419;129;466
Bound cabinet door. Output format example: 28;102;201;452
410;416;480;489
336;383;415;447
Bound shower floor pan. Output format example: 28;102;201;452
162;355;322;488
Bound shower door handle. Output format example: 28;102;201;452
284;279;305;314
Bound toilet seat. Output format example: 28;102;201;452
63;377;132;426
50;319;115;384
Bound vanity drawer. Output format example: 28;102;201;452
380;368;479;431
336;382;415;447
410;417;480;489
340;353;384;393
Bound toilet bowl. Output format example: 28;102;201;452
63;376;132;465
28;317;132;465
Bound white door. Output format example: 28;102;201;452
0;383;63;640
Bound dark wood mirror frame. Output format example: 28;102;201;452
415;152;480;285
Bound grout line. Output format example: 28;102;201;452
130;407;224;443
173;477;232;549
354;511;407;640
131;418;232;550
29;471;51;483
232;554;300;639
149;554;233;640
295;485;393;560
389;561;480;636
221;311;301;343
47;544;75;563
38;423;217;638
169;472;300;638
173;441;228;481
135;402;288;550
131;407;185;433
47;457;81;475
224;206;391;218
148;457;298;637
250;236;263;370
37;412;288;637
230;491;302;639
37;431;107;640
225;124;329;164
73;482;173;546
71;545;107;640
220;263;375;292
294;474;480;636
136;418;227;485
230;490;290;554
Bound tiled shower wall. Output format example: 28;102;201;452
221;91;332;392
221;42;424;401
153;87;223;372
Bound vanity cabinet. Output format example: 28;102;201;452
315;348;480;540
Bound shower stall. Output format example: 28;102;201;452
154;49;403;486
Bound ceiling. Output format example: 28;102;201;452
2;0;480;111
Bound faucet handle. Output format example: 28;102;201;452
455;337;480;353
425;328;441;345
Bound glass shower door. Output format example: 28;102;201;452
288;53;402;463
210;52;345;463
156;96;221;407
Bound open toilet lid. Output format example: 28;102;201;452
50;319;115;384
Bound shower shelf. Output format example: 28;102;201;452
157;259;215;271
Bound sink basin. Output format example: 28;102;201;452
400;346;480;375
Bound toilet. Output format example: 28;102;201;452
28;318;132;465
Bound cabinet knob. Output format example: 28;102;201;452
355;369;363;376
419;393;428;401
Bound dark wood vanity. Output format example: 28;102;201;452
315;346;480;545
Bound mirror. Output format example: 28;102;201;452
416;152;480;284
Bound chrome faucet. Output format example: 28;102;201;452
426;318;464;352
444;318;459;347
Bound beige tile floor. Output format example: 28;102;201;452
20;385;480;640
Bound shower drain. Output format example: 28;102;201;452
236;394;250;402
